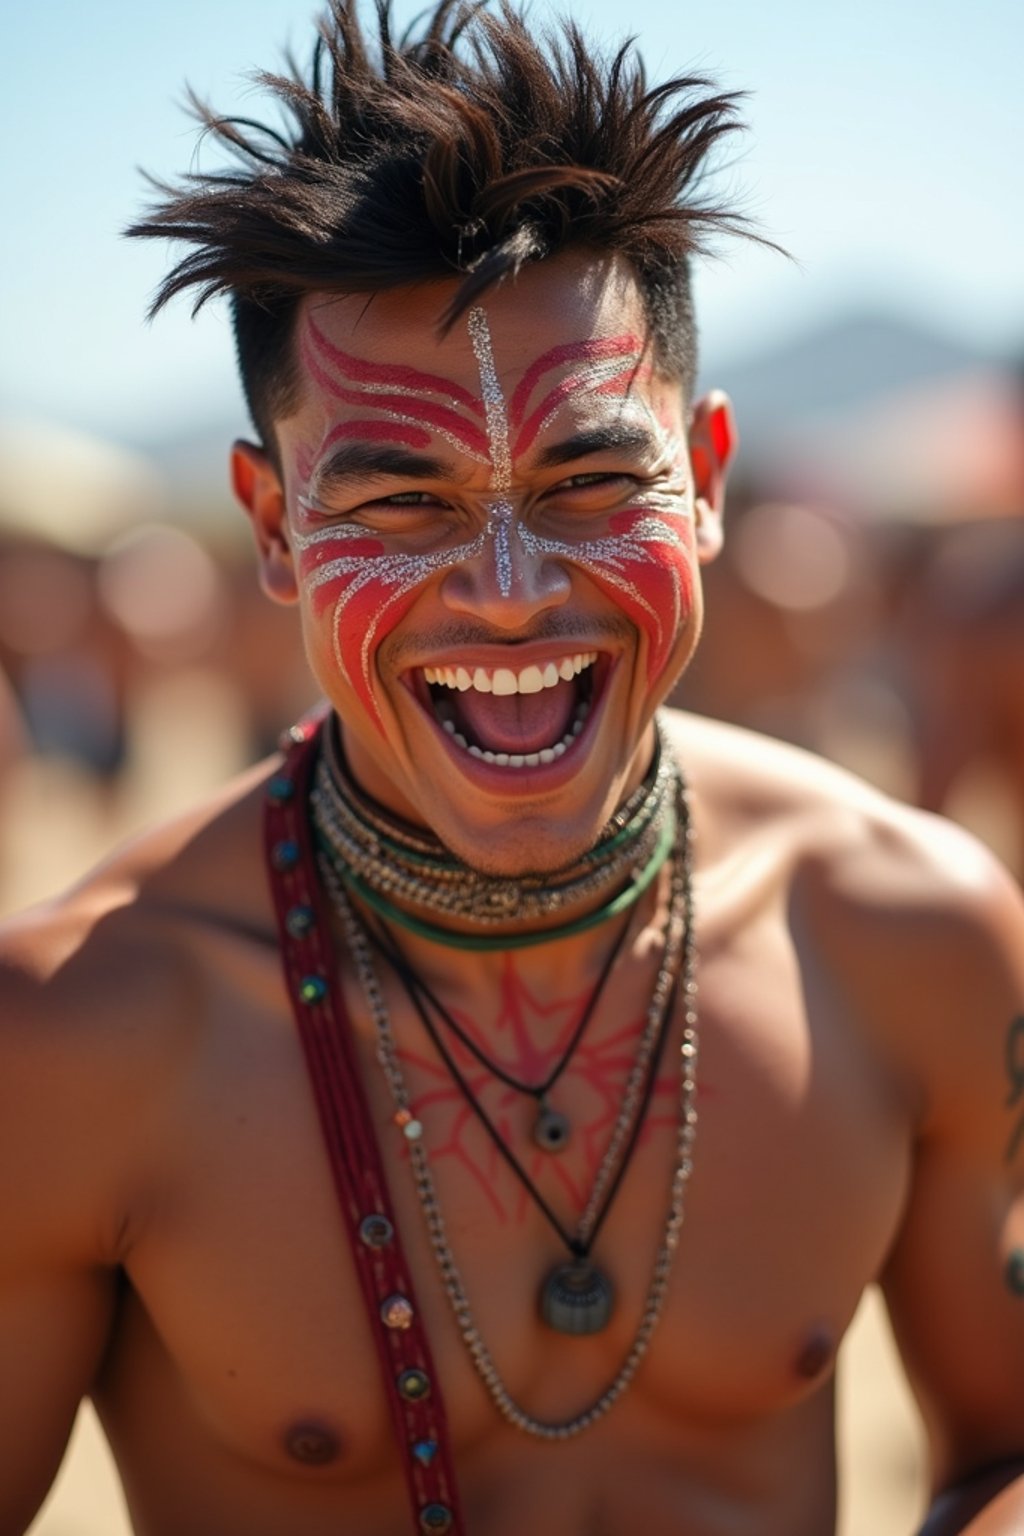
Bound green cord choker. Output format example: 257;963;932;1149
314;807;677;951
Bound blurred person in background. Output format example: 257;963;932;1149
0;539;127;781
901;518;1024;881
2;5;1024;1536
0;659;27;784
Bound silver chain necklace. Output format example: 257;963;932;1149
323;793;699;1438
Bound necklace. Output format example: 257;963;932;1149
310;717;677;945
322;824;672;950
370;913;679;1335
368;910;634;1155
324;778;700;1437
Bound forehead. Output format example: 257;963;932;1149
291;251;656;415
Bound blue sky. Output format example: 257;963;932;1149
1;0;1021;445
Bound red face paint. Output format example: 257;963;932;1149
303;320;490;462
319;418;433;452
508;335;651;458
292;307;696;729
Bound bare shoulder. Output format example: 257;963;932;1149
666;705;1020;914
664;708;1024;1125
0;756;281;1264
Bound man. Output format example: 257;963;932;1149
2;4;1024;1533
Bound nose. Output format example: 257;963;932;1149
439;501;571;629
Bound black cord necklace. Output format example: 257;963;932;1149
365;908;682;1335
369;911;633;1154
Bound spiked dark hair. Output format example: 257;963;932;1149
128;0;759;453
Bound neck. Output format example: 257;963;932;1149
323;812;681;1019
311;713;678;953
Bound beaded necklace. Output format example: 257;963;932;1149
323;772;701;1438
310;717;677;948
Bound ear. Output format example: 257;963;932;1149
231;440;299;605
687;390;737;565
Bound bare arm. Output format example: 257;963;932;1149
0;1271;117;1535
0;917;139;1533
0;664;26;784
915;1461;1024;1535
875;847;1024;1534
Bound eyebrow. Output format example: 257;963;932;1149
311;441;457;496
534;423;660;470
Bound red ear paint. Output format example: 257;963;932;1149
709;404;734;466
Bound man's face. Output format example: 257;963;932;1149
235;252;729;875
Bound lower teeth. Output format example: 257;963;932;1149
443;701;590;769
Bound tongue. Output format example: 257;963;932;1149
454;678;578;754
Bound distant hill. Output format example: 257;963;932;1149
714;307;1006;455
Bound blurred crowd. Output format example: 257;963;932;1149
678;493;1024;878
0;492;314;913
1;347;1022;916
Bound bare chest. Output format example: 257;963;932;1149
104;903;911;1499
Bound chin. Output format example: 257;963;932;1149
425;802;615;879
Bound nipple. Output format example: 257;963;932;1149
283;1421;343;1467
794;1325;837;1382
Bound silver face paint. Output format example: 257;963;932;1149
295;306;695;720
486;502;514;600
293;514;490;712
467;306;515;597
346;407;491;470
464;313;692;663
517;504;689;671
518;353;646;449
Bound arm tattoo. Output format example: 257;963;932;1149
1004;1015;1024;1165
1005;1251;1024;1298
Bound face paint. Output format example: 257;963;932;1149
467;308;515;598
519;500;694;685
292;306;695;732
509;336;651;459
318;418;433;452
292;310;503;729
304;317;491;465
466;308;695;684
291;515;490;727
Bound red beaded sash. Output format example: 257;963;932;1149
264;715;464;1536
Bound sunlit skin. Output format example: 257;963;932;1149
234;252;732;876
394;946;682;1224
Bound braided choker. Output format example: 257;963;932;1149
311;716;679;949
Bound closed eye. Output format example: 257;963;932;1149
367;490;448;507
556;471;637;490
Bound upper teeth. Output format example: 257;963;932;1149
423;652;597;696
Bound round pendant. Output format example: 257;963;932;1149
539;1259;614;1335
533;1101;572;1153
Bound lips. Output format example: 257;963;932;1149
416;650;601;766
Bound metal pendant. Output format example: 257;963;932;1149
533;1099;572;1153
539;1259;614;1335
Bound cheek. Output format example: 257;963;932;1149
579;508;696;684
296;534;424;732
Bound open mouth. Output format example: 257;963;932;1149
415;651;603;768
